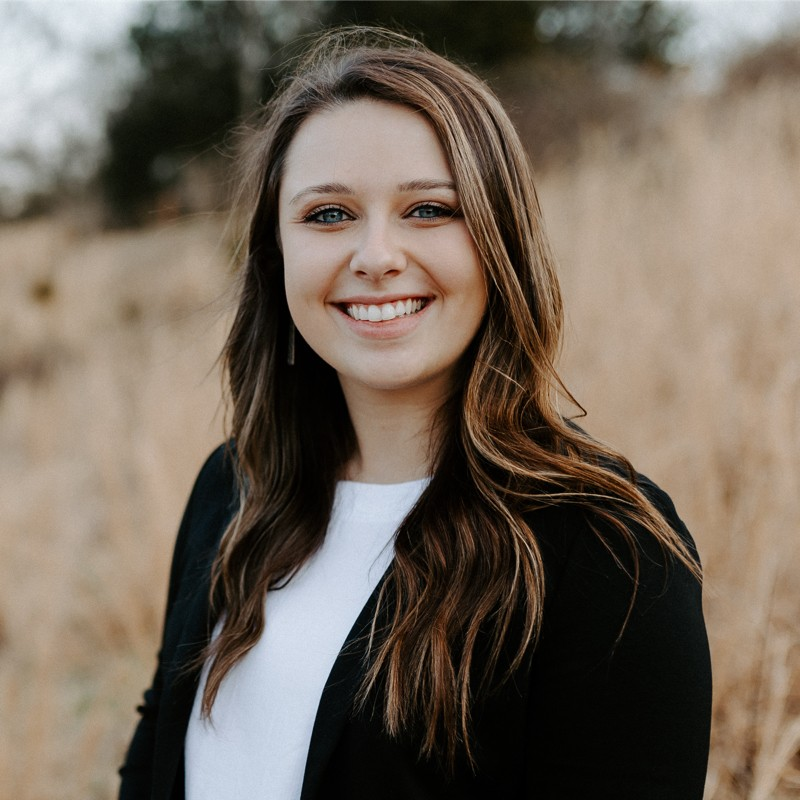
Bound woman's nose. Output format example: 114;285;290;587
349;221;407;279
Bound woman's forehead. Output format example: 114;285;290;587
279;99;455;204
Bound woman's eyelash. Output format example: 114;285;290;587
302;201;459;224
409;202;457;219
303;205;350;224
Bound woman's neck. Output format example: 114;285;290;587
339;380;447;484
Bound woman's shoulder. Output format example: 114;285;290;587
528;470;700;617
526;469;709;720
170;442;240;570
189;442;239;509
524;477;711;795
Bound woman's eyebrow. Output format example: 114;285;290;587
289;178;457;207
397;179;456;193
289;182;352;206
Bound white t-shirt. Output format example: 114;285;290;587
184;478;428;800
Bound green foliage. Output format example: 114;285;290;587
323;1;542;67
102;1;282;225
324;1;686;68
101;0;687;226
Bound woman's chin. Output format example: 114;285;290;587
335;363;454;401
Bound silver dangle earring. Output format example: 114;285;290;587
287;319;296;366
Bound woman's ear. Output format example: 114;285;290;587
275;224;283;254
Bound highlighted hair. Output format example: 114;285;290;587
200;27;700;771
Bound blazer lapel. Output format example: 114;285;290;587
153;546;220;800
300;565;393;799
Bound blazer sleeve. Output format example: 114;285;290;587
118;444;236;800
525;478;712;799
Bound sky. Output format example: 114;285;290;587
668;0;800;76
1;0;799;216
0;1;142;213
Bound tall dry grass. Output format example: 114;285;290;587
0;219;232;799
545;77;800;798
0;77;798;798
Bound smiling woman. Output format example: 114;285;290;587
118;27;711;800
279;99;486;434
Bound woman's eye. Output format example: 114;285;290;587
305;207;350;224
409;203;452;220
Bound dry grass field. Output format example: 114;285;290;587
1;75;798;798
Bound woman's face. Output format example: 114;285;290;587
278;99;486;403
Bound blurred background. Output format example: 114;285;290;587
1;1;799;798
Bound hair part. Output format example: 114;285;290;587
199;26;701;772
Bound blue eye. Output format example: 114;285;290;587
410;203;452;219
306;206;350;224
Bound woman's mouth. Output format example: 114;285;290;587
343;298;428;322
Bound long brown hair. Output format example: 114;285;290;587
202;26;700;769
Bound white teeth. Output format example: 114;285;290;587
345;298;426;322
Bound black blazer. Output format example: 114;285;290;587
119;445;712;799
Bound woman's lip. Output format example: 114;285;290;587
333;294;431;305
334;299;431;337
336;297;430;323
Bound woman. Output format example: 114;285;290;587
119;27;711;800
